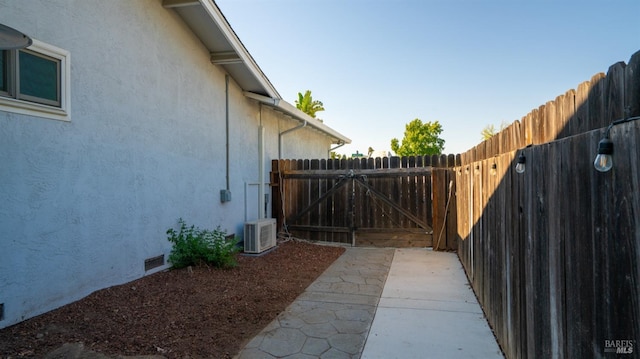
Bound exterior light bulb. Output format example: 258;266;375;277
490;163;497;175
593;137;613;172
515;153;526;174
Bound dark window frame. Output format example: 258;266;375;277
1;48;61;107
0;39;69;121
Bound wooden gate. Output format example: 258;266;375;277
271;157;446;247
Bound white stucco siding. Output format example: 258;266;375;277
0;0;338;329
279;122;334;159
257;106;334;160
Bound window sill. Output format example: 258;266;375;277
0;97;69;122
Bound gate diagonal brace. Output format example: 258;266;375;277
354;177;433;234
285;175;350;226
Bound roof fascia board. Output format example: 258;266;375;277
243;91;351;145
163;0;200;8
277;100;352;144
244;91;280;106
198;0;280;99
210;51;242;65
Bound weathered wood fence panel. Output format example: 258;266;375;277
431;154;459;251
271;155;457;248
455;50;640;358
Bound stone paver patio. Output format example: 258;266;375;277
235;247;394;359
235;247;503;359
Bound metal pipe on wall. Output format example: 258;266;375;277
225;74;230;191
258;104;265;219
278;121;307;159
329;142;346;158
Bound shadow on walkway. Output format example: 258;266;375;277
235;247;502;359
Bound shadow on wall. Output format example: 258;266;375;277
453;49;640;358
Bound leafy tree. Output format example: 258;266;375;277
330;151;339;159
481;124;497;140
295;90;325;118
330;152;347;160
390;119;445;156
367;147;374;157
481;121;509;140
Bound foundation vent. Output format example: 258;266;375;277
144;255;165;271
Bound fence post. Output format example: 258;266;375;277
446;155;458;251
270;160;282;232
432;155;458;251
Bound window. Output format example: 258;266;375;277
0;50;8;94
0;39;70;121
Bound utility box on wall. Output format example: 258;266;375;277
220;189;231;203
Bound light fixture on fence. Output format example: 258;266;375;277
593;114;640;173
490;163;497;176
593;136;613;172
515;152;526;174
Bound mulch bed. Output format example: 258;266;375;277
0;240;346;358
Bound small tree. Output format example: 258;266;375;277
481;122;509;140
481;124;497;140
390;119;445;156
329;152;347;160
295;90;325;118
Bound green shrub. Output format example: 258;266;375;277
166;218;239;269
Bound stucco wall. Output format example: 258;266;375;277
261;105;334;160
0;0;334;328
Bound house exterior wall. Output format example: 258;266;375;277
261;105;334;160
0;0;334;329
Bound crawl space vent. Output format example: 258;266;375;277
144;255;165;271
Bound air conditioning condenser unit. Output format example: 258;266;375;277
244;218;277;254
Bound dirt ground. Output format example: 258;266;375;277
0;240;346;358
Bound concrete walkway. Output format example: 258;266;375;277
235;247;503;359
361;249;503;358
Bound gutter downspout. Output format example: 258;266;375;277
242;91;351;149
225;74;230;192
278;121;307;159
258;104;265;219
329;141;346;158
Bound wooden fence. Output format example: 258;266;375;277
270;155;458;249
454;50;640;358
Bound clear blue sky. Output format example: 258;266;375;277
215;0;640;156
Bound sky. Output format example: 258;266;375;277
215;0;640;156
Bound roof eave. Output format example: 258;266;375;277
164;0;351;145
243;92;351;145
163;0;280;98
